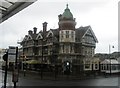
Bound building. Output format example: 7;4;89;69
20;4;98;74
95;52;120;61
101;59;120;73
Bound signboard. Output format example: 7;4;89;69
8;46;16;62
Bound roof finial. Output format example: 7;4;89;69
66;4;68;8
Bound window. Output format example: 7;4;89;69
106;64;109;70
71;35;74;39
103;64;106;70
85;64;90;69
70;45;73;53
112;65;117;70
61;35;63;38
66;45;69;53
101;64;103;70
95;64;98;69
71;31;74;39
66;31;69;38
61;31;64;34
61;31;64;39
85;51;87;55
63;45;64;53
66;31;69;34
71;31;74;38
71;31;74;34
91;50;92;56
66;35;69;38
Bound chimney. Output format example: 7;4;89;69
58;14;62;21
28;30;33;35
33;27;37;34
43;22;47;33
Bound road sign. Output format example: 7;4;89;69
8;46;16;62
3;52;8;61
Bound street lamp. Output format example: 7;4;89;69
40;38;45;79
23;55;26;77
109;44;114;75
51;42;58;80
3;51;8;88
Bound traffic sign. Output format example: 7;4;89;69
8;46;16;62
3;52;8;61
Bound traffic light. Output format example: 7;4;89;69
3;52;8;61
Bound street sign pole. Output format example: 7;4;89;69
3;52;8;88
13;47;18;88
8;46;19;88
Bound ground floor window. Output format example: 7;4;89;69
94;64;98;69
101;64;106;70
85;64;90;69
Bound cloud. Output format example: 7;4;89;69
0;0;118;53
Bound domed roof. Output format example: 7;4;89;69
62;4;73;20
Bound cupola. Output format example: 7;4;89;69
62;4;73;20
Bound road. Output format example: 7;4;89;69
0;70;120;87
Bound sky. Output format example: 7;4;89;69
0;0;119;54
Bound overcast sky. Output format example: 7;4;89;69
0;0;119;54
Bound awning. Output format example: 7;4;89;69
24;60;40;64
0;0;37;23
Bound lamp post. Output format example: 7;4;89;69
109;44;114;76
50;42;58;80
53;45;57;80
23;55;26;77
3;51;8;88
41;38;44;79
12;47;18;88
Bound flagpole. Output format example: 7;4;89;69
109;44;111;75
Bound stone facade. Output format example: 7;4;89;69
20;5;98;72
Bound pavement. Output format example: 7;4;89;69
1;69;120;80
17;70;120;80
0;69;120;87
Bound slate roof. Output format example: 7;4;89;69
50;29;59;38
49;26;91;40
101;59;119;64
48;25;98;43
76;26;90;41
30;33;38;40
22;25;98;44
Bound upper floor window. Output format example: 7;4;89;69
63;45;64;53
61;35;63;38
61;31;64;39
61;31;64;34
66;31;69;34
66;31;69;38
66;35;69;38
71;31;74;39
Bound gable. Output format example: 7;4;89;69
75;26;89;42
82;26;98;43
46;30;54;37
23;35;28;41
23;35;33;41
36;33;43;39
27;35;32;40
